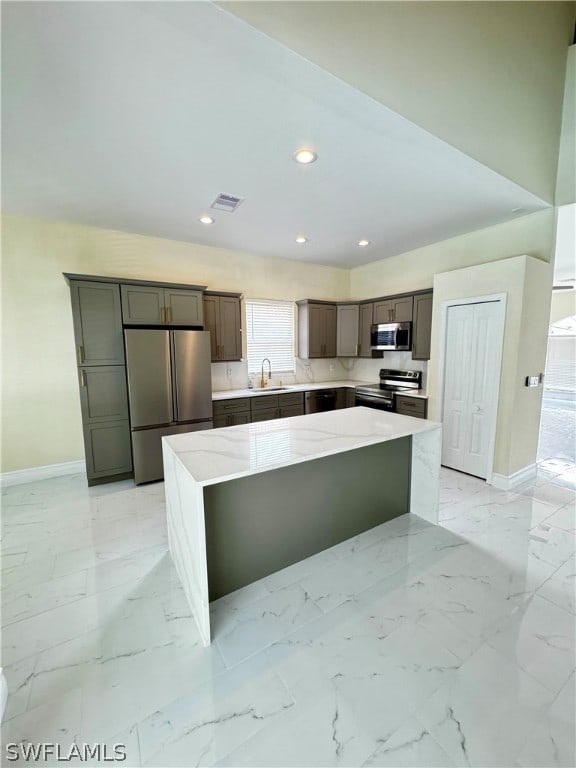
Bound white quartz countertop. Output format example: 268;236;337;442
394;388;428;400
212;380;427;400
163;406;440;487
212;380;369;400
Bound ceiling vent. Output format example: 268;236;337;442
211;193;244;212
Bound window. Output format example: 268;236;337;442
245;299;295;375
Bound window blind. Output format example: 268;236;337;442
245;299;295;375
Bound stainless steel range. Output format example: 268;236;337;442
356;369;422;411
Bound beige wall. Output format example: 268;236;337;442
350;209;555;299
0;214;348;473
224;1;575;202
550;290;576;325
428;256;552;477
556;45;576;205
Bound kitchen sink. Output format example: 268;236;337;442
251;386;288;392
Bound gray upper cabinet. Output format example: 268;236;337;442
298;301;337;358
121;285;203;326
374;296;413;324
70;281;124;365
412;292;433;360
78;366;129;424
358;303;374;357
337;305;359;357
120;285;164;325
164;289;203;325
203;294;242;361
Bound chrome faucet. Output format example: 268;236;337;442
260;358;272;388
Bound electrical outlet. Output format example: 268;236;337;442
329;364;335;372
304;364;312;374
226;367;232;377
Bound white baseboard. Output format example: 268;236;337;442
490;463;537;491
1;460;86;488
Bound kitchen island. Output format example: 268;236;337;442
162;407;441;645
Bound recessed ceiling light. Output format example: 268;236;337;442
295;236;308;244
293;149;317;165
358;239;370;247
199;215;214;225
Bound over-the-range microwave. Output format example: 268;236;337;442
370;322;412;351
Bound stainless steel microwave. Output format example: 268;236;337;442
370;322;412;351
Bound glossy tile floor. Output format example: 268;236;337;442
1;460;575;767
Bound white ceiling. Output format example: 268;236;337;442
2;1;549;268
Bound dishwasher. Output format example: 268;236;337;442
304;389;337;413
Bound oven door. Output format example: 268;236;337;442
355;393;394;411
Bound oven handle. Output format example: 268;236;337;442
355;393;394;407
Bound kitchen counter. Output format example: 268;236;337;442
212;379;370;400
165;406;437;486
396;388;428;400
163;407;442;646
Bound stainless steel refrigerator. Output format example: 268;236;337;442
124;329;213;484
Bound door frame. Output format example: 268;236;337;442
437;293;507;485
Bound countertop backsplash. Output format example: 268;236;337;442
212;353;428;393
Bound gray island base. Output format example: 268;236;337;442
162;407;442;646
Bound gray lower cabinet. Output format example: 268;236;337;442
395;395;427;419
412;292;433;360
346;388;357;408
121;285;203;326
70;281;125;365
69;279;132;485
213;397;250;427
374;296;413;324
251;392;304;421
78;366;129;424
82;420;133;481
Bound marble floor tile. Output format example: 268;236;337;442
417;643;555;767
2;466;575;767
2;570;88;626
517;673;576;767
536;557;576;614
362;717;456;767
542;501;576;534
486;593;575;695
137;660;294;767
212;583;322;667
216;681;380;767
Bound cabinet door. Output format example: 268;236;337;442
346;388;357;408
121;285;164;325
213;412;250;428
83;420;132;482
251;394;279;411
219;296;242;360
324;305;337;357
392;296;413;322
337;305;359;357
358;303;374;357
373;300;393;324
412;293;433;360
70;281;124;365
308;305;325;358
203;296;220;360
279;404;304;418
165;289;203;326
79;366;129;424
251;407;278;422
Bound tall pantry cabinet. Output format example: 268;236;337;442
69;281;133;484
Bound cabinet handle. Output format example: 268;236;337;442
77;345;84;364
167;306;172;323
79;369;86;387
160;307;166;323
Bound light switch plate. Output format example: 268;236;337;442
525;376;539;387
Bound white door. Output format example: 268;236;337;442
442;301;502;478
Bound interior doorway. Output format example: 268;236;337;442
537;314;576;474
440;296;506;481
